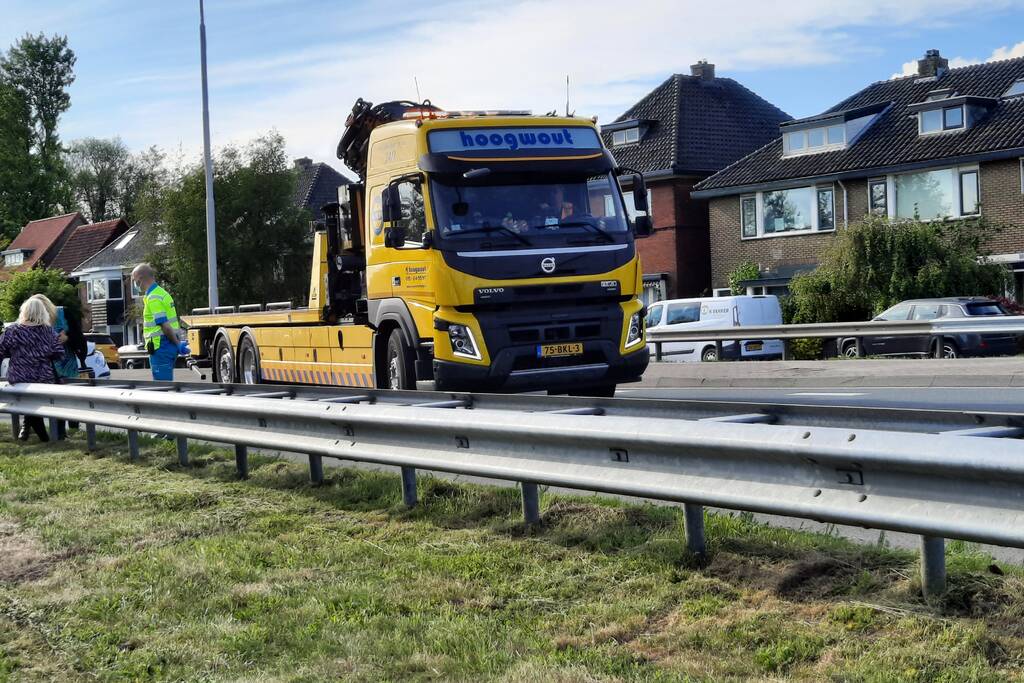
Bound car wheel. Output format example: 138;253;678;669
215;336;236;383
701;346;718;362
125;359;136;370
842;340;861;358
385;329;415;390
238;336;261;384
942;341;959;359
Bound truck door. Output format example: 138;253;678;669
381;177;435;336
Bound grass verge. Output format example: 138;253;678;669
0;430;1022;681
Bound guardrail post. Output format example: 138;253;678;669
400;466;417;507
234;445;249;479
176;437;189;466
854;337;863;357
521;482;541;525
10;414;19;439
127;430;139;461
714;340;724;361
655;341;663;362
86;424;96;451
782;339;793;361
309;454;324;484
920;535;946;600
683;503;707;561
932;336;944;359
48;418;62;441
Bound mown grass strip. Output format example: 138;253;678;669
0;429;1021;681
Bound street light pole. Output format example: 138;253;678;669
199;0;219;309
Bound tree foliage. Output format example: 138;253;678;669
66;137;165;223
728;260;760;295
0;33;76;237
787;214;1009;323
153;132;311;314
0;268;80;322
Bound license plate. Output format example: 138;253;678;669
745;342;763;351
538;342;583;358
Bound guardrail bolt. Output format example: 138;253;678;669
521;482;541;525
127;430;139;461
920;535;946;600
176;437;189;467
401;467;417;507
234;445;249;479
10;414;19;439
309;454;324;484
86;424;96;451
684;503;708;563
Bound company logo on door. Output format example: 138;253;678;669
429;126;601;153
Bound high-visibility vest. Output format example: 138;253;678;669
142;284;179;350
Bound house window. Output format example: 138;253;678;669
919;106;964;134
763;187;814;234
919;109;943;133
107;278;123;300
622;190;653;221
943;106;964;129
817;187;835;231
89;279;107;302
869;179;887;215
1004;78;1024;99
713;288;732;297
611;127;640;146
740;195;757;237
826;125;844;145
960;170;979;215
894;167;979;220
3;252;23;267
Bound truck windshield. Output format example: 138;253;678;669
430;173;630;248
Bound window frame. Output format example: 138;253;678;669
959;170;979;216
918;105;965;135
611;127;639;147
740;195;757;238
740;183;836;240
1003;78;1024;99
3;251;23;267
782;125;846;157
816;186;835;231
942;105;964;130
107;278;123;301
868;178;888;215
889;164;980;221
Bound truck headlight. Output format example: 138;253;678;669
448;324;482;360
626;312;643;348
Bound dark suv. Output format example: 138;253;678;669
838;297;1018;359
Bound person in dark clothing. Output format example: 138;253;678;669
0;297;66;441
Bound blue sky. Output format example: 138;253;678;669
3;0;1023;174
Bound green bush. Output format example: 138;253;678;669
788;214;1008;323
0;267;80;322
728;260;760;295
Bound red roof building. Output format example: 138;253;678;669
1;212;86;277
48;218;130;275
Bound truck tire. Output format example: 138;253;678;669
214;336;235;384
385;329;415;390
238;336;261;384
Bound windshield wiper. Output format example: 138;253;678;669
448;224;532;246
540;219;616;243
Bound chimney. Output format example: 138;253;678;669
690;59;715;81
917;49;949;78
293;157;313;170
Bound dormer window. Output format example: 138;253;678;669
779;101;889;158
611;127;639;146
1004;78;1024;99
1;248;30;268
909;95;996;137
783;125;845;155
925;88;955;102
919;105;964;134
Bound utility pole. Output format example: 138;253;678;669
199;0;219;309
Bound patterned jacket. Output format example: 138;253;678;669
0;323;65;384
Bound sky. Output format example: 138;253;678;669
2;0;1024;177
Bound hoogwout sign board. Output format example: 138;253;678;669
428;126;601;153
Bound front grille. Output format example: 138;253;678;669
507;318;603;344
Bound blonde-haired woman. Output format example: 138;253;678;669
0;297;66;441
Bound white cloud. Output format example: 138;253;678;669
891;40;1024;78
45;0;1019;169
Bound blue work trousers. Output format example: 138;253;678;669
150;342;178;381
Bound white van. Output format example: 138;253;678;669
645;295;784;362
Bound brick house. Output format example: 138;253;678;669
0;212;86;279
693;50;1024;298
293;157;350;222
602;63;790;303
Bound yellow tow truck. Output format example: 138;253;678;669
183;99;652;395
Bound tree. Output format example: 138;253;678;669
154;132;311;313
66;138;165;223
0;81;38;241
0;33;76;223
0;268;80;322
787;214;1009;323
728;260;759;295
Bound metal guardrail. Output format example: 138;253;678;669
3;379;1024;598
646;315;1024;361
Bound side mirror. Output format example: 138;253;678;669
381;183;403;223
421;231;434;249
384;227;406;249
634;215;654;238
632;173;649;212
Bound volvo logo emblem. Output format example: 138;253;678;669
540;257;556;273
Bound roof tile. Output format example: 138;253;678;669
49;219;129;274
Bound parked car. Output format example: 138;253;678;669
645;295;784;362
84;333;119;369
837;297;1018;359
117;342;149;370
83;341;111;379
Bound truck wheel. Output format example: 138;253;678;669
385;329;415;390
215;336;235;384
238;336;261;384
